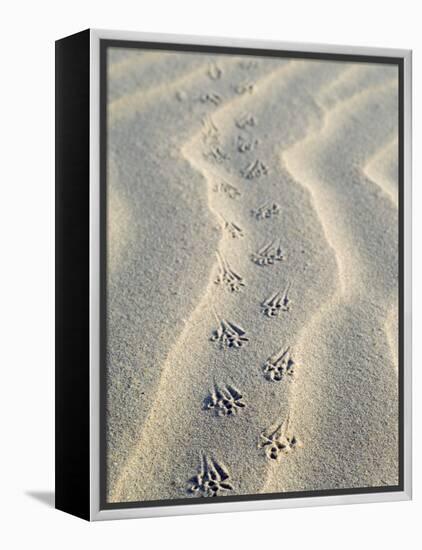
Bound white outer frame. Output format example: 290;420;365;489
89;29;412;521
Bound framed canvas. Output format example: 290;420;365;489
55;29;412;521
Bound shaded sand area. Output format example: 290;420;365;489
105;47;399;503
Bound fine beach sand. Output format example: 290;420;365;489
105;47;399;503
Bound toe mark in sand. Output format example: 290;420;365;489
200;92;222;106
218;214;244;239
264;346;296;381
215;251;245;292
213;180;241;199
259;416;301;461
251;202;280;220
205;383;246;416
251;240;285;266
235;114;257;129
241;159;268;180
262;283;291;317
234;82;255;95
211;310;249;349
237;134;258;153
201;116;219;144
207;63;222;80
204;146;229;164
189;455;233;497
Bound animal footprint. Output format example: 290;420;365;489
215;251;245;292
218;214;244;238
237;135;258;153
200;92;222;106
251;240;285;266
251;240;284;266
202;116;219;144
205;383;246;416
258;416;301;461
262;284;291;317
251;202;280;220
235;114;257;129
241;160;268;179
234;82;255;95
207;63;222;80
264;346;296;381
204;146;229;164
189;455;233;497
211;310;249;349
213;180;241;199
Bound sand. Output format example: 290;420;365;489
105;47;399;503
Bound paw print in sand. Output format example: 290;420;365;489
217;214;244;239
200;92;222;106
251;239;285;266
264;346;296;382
203;145;229;164
251;202;280;220
213;180;241;199
215;251;245;292
205;383;246;416
188;455;233;497
237;134;258;153
261;283;291;317
211;310;249;349
241;159;268;180
259;416;302;461
235;114;257;129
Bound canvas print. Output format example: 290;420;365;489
103;45;399;505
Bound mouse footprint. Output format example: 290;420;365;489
205;383;246;416
235;114;257;129
258;415;302;461
211;310;249;349
241;159;268;180
188;455;234;497
251;202;280;220
213;180;241;199
251;239;285;266
237;134;258;153
200;92;222;106
263;346;296;381
214;251;245;292
261;283;291;317
217;214;244;239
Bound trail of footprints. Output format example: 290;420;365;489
183;62;302;496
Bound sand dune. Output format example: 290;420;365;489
276;73;399;491
105;48;400;503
